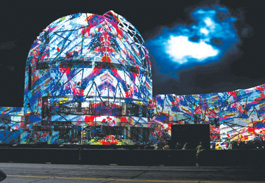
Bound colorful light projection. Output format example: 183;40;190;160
21;10;152;144
0;107;23;144
153;84;265;143
0;10;264;146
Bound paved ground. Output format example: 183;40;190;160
0;163;265;183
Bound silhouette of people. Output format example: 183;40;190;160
182;142;188;150
155;141;163;150
196;142;205;166
163;144;170;150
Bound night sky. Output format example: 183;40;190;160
0;0;264;107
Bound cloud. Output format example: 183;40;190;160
166;36;219;64
146;5;240;76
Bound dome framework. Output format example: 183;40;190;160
22;10;153;145
0;11;264;147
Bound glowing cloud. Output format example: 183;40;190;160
146;5;239;75
166;36;219;64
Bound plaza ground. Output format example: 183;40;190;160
1;163;265;183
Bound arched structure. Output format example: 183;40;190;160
23;11;152;144
0;11;264;148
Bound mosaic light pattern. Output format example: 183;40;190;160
2;11;152;145
0;107;23;144
153;85;265;143
0;11;264;147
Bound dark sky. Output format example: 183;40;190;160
0;0;264;107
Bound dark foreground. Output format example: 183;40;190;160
1;163;265;183
0;146;265;166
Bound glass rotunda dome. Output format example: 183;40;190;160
23;10;152;145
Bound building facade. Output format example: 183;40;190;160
0;11;264;146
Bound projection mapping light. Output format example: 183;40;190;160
20;10;152;145
0;9;264;148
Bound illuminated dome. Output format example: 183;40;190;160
23;10;152;140
26;11;151;69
